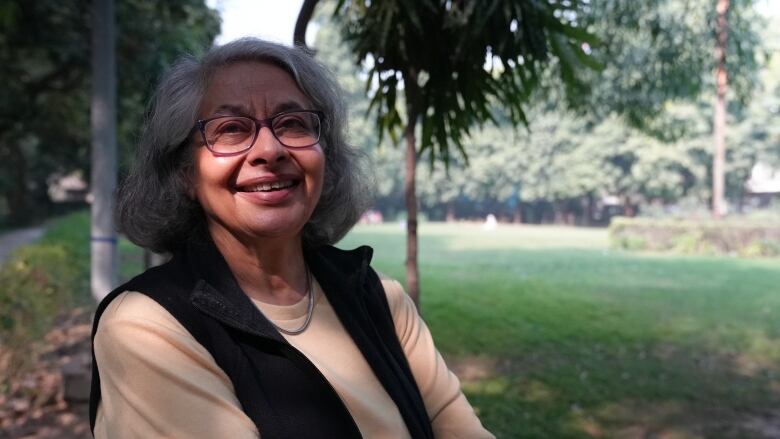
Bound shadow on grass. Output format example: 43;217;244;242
449;339;780;438
396;242;780;438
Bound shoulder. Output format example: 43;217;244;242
97;290;192;340
94;255;197;333
101;290;177;323
376;272;406;310
375;272;420;332
94;290;219;377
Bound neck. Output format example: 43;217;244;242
208;224;308;306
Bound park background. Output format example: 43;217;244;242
1;0;780;437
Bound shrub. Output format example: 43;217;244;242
0;243;78;391
609;217;780;257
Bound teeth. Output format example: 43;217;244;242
247;180;295;192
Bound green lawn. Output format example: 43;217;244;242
27;214;780;437
338;223;780;438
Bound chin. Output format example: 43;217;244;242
240;216;308;241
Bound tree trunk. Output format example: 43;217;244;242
445;201;456;222
513;203;523;224
622;195;636;217
553;201;564;224
91;0;118;301
404;111;420;307
403;69;421;307
712;0;729;219
583;193;595;226
1;140;32;226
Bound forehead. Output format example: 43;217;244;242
199;61;312;117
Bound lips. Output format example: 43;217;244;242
240;180;298;192
234;175;301;204
235;175;301;192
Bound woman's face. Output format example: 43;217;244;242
192;61;325;244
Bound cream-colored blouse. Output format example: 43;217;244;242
93;277;494;438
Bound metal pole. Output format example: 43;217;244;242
91;0;118;301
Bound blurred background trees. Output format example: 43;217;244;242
0;0;777;272
312;0;776;227
306;0;775;300
0;0;219;226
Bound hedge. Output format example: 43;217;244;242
609;217;780;257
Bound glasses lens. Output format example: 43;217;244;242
204;117;255;153
272;111;321;148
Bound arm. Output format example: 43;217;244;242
93;291;259;439
381;279;495;439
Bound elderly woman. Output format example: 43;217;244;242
89;38;493;438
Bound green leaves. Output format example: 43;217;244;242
332;0;599;166
0;0;220;224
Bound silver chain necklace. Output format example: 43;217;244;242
272;266;315;336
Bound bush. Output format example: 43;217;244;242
38;211;90;303
0;244;77;389
609;217;780;257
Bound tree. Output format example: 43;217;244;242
91;0;119;300
713;0;729;218
579;0;763;216
300;0;598;305
0;0;220;226
298;0;766;304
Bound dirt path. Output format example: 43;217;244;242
0;226;45;264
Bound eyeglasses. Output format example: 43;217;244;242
196;110;324;156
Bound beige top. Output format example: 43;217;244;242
94;277;494;438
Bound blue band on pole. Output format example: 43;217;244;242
91;236;118;244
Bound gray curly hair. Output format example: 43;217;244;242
116;38;372;253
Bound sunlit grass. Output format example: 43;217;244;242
339;222;780;438
32;215;780;437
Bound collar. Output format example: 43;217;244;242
181;239;374;341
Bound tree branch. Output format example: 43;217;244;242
294;0;320;55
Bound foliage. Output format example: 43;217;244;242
35;210;146;303
579;0;764;131
609;216;780;256
0;0;220;225
339;223;780;437
379;89;779;223
333;0;597;162
37;210;92;301
315;2;776;225
0;210;145;392
330;0;764;162
313;12;408;213
0;244;75;389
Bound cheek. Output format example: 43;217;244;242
194;150;239;191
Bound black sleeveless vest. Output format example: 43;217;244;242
89;242;434;439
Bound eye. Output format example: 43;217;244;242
203;117;255;149
273;112;319;139
213;118;253;135
275;114;309;130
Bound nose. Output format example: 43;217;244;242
245;126;289;166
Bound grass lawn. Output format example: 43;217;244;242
338;223;780;438
29;213;780;437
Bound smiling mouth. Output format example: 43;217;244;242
239;180;299;193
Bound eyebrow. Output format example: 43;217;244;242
270;100;309;114
208;101;309;118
